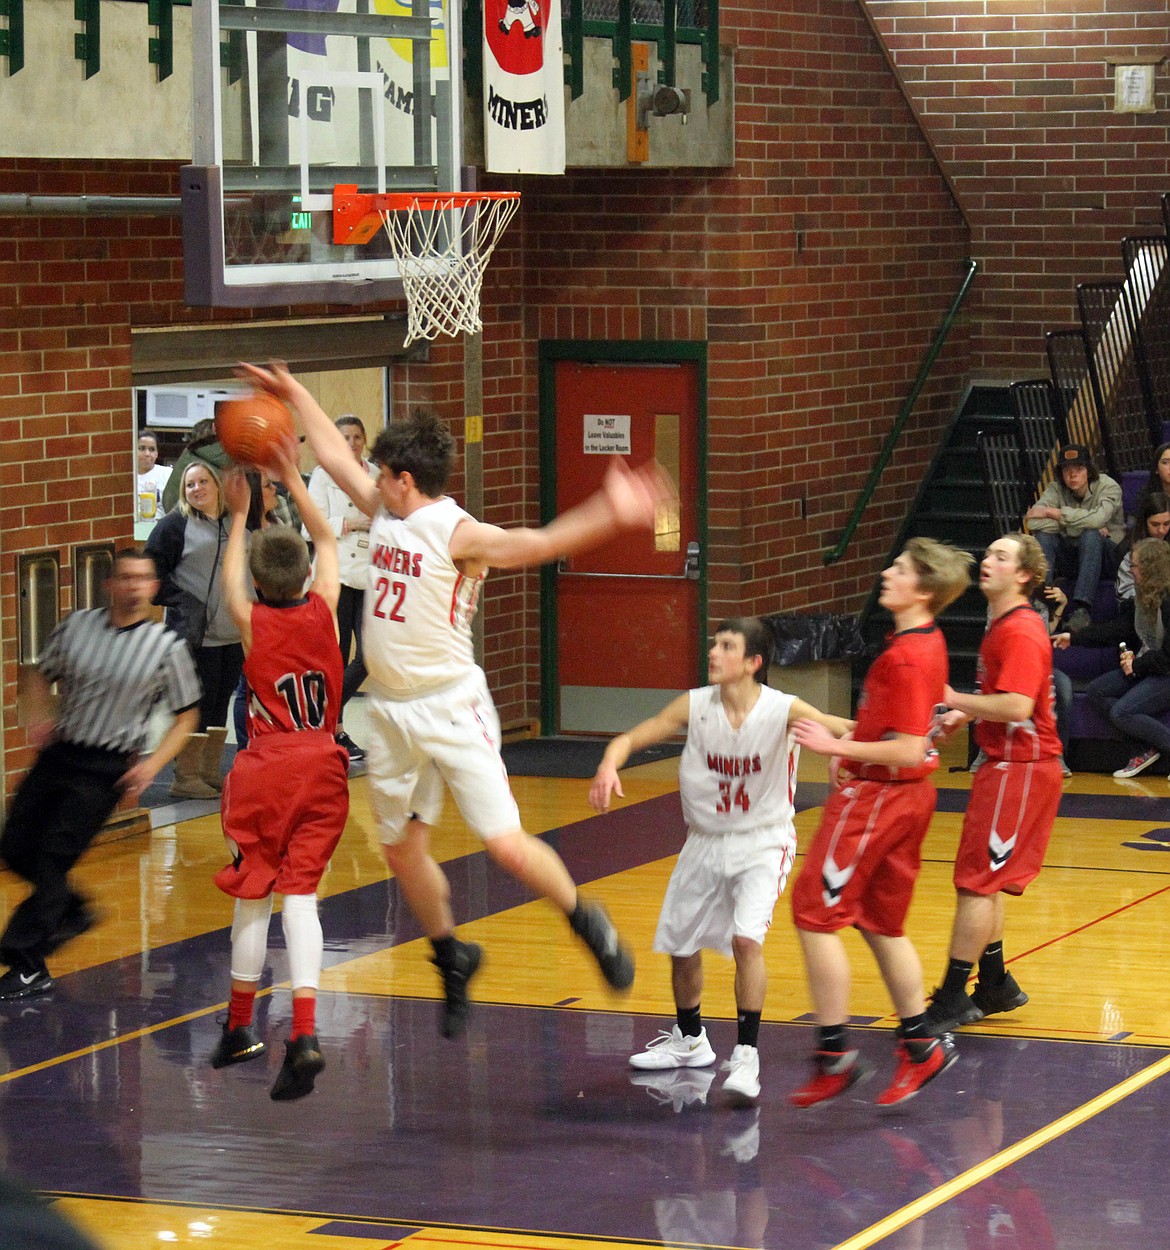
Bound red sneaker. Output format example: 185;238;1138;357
789;1049;872;1108
876;1035;956;1106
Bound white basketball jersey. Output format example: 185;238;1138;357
363;497;483;697
679;685;799;835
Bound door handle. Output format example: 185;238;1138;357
557;542;702;582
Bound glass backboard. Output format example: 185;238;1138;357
184;0;461;306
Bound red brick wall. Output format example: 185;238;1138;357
862;0;1170;377
1;0;972;779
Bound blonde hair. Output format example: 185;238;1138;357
1133;537;1170;621
903;537;974;615
1001;532;1048;597
177;460;224;520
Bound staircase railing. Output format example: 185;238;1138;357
824;257;978;565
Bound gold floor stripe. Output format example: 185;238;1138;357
833;1051;1170;1250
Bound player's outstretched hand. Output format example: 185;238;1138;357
268;432;303;487
792;718;839;758
222;467;251;517
235;359;296;403
589;764;623;812
602;458;676;531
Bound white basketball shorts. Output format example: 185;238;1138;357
365;668;521;844
653;822;797;957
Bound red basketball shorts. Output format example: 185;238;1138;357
953;756;1062;896
792;777;937;937
216;732;350;899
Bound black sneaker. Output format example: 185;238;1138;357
270;1034;325;1101
335;731;366;762
433;941;483;1039
0;965;54;1001
570;900;635;990
970;972;1029;1018
924;986;984;1036
209;1022;267;1069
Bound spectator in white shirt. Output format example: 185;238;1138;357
305;414;379;763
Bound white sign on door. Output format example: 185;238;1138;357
583;413;632;455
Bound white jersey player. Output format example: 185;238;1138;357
239;361;675;1044
590;618;854;1106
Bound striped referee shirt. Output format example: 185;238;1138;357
39;610;202;755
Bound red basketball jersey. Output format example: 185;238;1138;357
973;604;1062;761
845;624;948;783
244;594;342;741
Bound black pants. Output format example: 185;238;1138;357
194;641;244;730
336;584;368;714
0;742;130;968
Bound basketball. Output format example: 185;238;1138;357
215;392;295;467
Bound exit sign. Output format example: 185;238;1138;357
290;211;313;229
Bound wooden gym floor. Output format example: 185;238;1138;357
2;732;1170;1250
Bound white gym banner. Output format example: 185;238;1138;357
482;0;566;174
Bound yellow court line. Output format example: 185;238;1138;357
833;1051;1170;1250
0;988;270;1084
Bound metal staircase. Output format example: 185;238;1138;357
855;384;1013;691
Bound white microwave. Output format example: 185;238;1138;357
136;385;244;429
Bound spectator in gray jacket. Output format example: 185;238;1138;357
146;459;244;799
1025;443;1124;631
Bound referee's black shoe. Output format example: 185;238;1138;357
0;961;54;1001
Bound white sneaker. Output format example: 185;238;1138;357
629;1067;716;1112
721;1043;761;1104
629;1025;716;1070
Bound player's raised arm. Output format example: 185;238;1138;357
450;457;675;571
236;361;381;518
270;436;340;619
221;468;255;651
589;693;690;812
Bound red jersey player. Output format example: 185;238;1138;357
209;439;350;1102
787;538;973;1108
924;532;1062;1034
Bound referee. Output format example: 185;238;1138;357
0;549;202;1001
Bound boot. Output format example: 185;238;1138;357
170;734;216;800
201;726;229;792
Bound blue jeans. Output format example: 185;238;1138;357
1036;529;1115;607
1052;667;1072;753
1085;668;1170;757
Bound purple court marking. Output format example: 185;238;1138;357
309;1223;422;1240
932;787;1170;822
3;1000;1167;1250
5;787;1170;1250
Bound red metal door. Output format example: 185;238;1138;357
553;360;701;733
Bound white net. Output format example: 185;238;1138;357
379;193;521;345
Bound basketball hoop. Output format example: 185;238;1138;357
332;186;521;345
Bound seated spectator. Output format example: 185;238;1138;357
1115;490;1170;602
1026;443;1124;631
137;429;172;521
1054;538;1170;780
1139;442;1170;505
